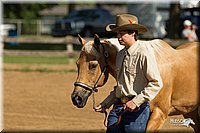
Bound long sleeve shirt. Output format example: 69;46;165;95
101;40;163;108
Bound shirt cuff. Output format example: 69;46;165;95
132;94;146;107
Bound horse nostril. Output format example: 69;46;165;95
72;94;83;106
72;96;78;105
75;96;82;105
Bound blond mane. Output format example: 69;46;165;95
104;38;124;52
82;41;101;57
82;38;124;58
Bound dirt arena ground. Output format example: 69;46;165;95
3;63;195;132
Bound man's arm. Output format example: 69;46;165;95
132;49;163;107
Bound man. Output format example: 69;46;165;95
94;14;163;133
182;20;198;41
191;24;199;41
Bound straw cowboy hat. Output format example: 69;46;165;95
106;14;148;34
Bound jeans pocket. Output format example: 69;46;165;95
124;106;150;132
107;104;124;127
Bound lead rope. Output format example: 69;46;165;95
91;66;108;127
103;110;108;127
92;92;108;127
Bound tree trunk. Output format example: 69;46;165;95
68;4;76;14
168;3;181;39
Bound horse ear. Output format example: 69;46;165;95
94;34;101;51
78;34;87;45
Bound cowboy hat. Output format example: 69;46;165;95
106;14;148;34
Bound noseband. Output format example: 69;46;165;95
74;45;109;93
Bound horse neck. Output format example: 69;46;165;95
107;57;117;79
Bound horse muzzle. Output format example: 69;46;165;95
71;87;91;108
71;94;85;108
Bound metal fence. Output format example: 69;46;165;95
3;18;55;36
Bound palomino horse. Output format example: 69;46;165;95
71;34;199;132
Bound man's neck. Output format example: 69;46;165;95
125;40;137;49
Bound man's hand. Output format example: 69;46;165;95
94;104;106;113
124;100;137;112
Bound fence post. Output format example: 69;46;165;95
17;20;22;36
65;35;74;54
65;35;75;64
37;19;42;36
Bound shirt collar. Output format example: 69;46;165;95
126;41;139;56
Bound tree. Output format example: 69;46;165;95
167;3;181;39
3;4;57;19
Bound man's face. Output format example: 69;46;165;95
117;30;135;48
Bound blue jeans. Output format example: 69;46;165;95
106;101;150;133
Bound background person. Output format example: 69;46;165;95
182;20;198;41
191;24;198;41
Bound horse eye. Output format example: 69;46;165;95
89;61;98;70
89;64;98;70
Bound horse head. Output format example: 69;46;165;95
71;34;121;108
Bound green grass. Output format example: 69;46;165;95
4;68;77;73
3;55;78;73
3;55;76;64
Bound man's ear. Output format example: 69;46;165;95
78;34;87;45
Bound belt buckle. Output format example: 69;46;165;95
120;97;130;104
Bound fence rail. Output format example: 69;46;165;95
3;35;95;44
3;35;94;53
3;35;190;50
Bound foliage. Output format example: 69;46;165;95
3;3;57;19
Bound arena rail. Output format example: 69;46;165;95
3;35;94;53
3;35;190;52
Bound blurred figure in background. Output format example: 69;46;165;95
191;24;198;41
182;20;198;41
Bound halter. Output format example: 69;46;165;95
73;44;110;127
74;44;109;103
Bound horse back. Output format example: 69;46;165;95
172;42;199;113
148;40;199;114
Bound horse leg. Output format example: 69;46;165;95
146;107;167;132
183;108;200;133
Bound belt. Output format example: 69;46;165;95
118;96;150;108
118;96;135;104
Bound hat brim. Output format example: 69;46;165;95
106;24;148;34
